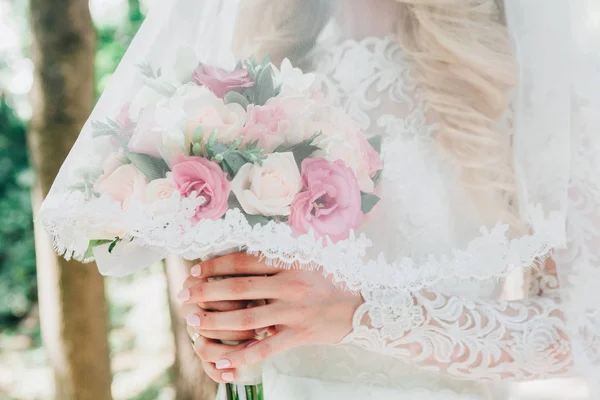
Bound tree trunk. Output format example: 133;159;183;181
28;1;112;400
164;255;218;400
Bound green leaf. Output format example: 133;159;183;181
254;66;276;105
275;131;322;168
291;144;320;168
91;119;129;147
367;135;382;154
83;239;113;259
224;91;250;109
360;192;380;214
138;63;161;79
275;131;322;153
205;130;219;159
213;142;229;155
223;152;250;177
371;170;382;185
127;152;170;180
108;237;122;254
245;214;272;227
191;126;204;143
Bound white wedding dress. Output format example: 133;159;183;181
257;23;576;400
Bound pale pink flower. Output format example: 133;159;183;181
102;151;129;176
174;84;246;145
193;65;254;98
171;155;230;222
127;104;162;157
94;164;149;209
310;107;382;193
238;104;294;152
146;173;177;202
290;158;362;242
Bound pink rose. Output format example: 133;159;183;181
290;158;362;242
171;155;230;222
94;164;149;209
193;65;254;98
238;104;293;152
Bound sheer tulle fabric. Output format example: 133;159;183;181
39;0;600;396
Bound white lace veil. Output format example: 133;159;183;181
39;0;600;391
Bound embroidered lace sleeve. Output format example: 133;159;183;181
342;259;575;382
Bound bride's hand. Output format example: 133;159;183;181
178;252;363;382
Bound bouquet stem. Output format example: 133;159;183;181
225;383;264;400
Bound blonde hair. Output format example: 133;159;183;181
234;0;519;226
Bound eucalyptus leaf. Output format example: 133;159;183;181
274;131;322;167
91;119;130;148
254;66;276;105
213;142;229;155
223;152;250;177
360;192;381;214
367;135;382;153
224;91;250;109
138;63;161;79
127;152;170;180
291;144;321;168
206;130;219;159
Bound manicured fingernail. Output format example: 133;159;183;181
246;341;259;348
177;288;190;302
190;264;201;277
221;372;235;382
216;359;231;369
255;328;269;338
186;314;201;327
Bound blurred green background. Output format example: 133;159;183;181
0;1;182;399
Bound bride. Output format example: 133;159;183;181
176;0;597;399
35;0;598;397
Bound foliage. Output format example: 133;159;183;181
0;95;36;328
95;0;145;93
0;0;146;331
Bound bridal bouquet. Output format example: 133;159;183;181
41;49;382;400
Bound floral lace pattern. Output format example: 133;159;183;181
344;282;573;382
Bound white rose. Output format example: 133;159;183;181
165;83;247;145
146;173;176;203
231;153;302;217
274;58;315;93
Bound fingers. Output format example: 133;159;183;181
202;360;237;384
217;330;300;370
192;334;247;362
195;329;257;342
199;300;250;312
186;303;286;331
195;253;279;279
183;276;283;303
193;336;242;384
